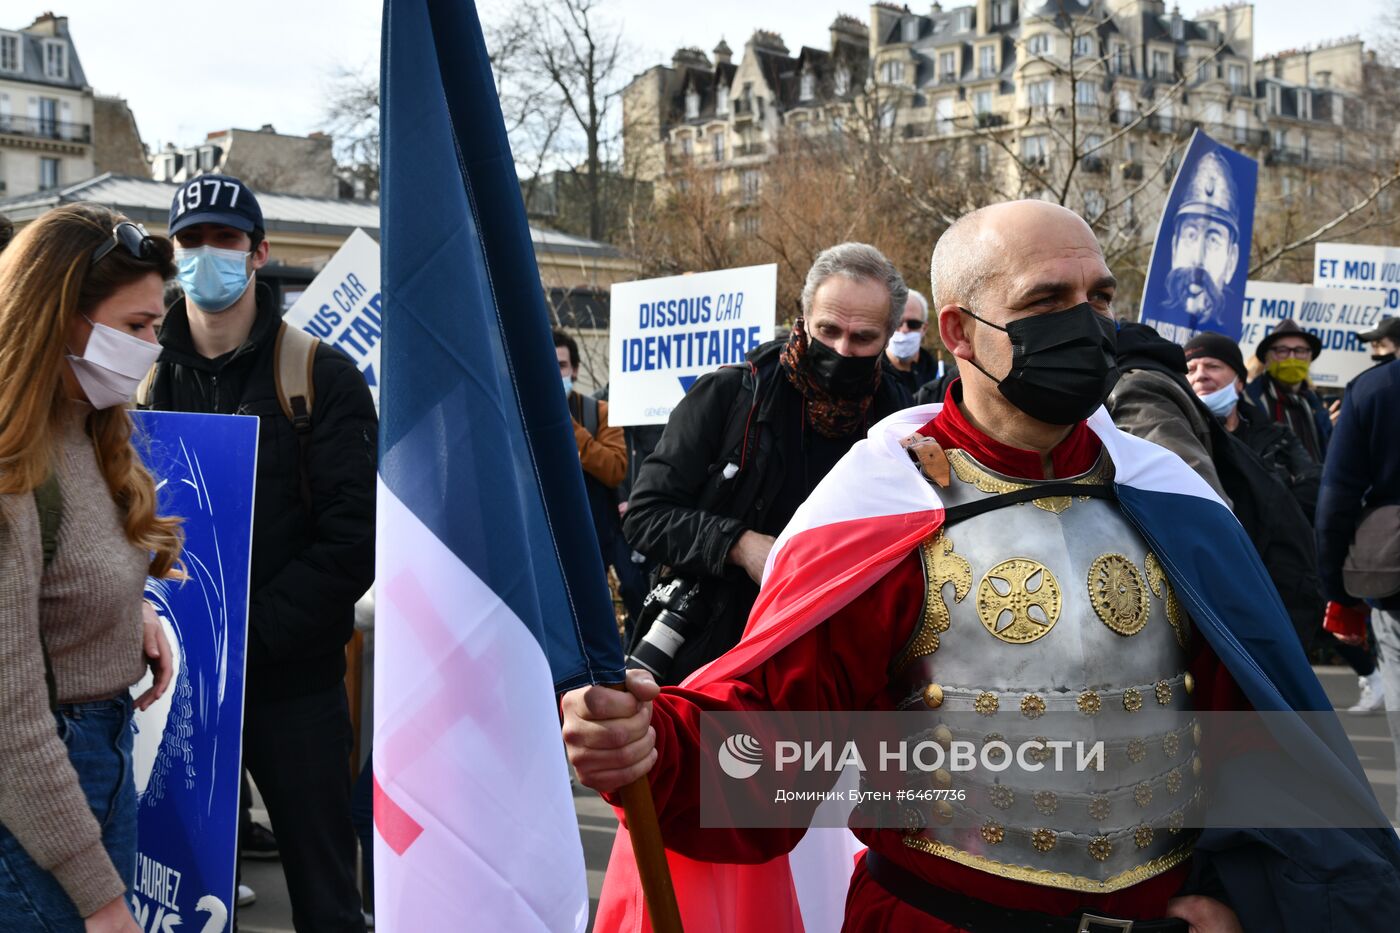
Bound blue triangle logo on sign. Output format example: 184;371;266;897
678;375;699;393
363;365;377;387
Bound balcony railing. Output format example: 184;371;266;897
976;111;1007;128
1121;161;1144;181
0;115;92;144
1081;155;1106;174
735;142;766;157
1266;147;1308;166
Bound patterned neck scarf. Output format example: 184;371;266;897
779;317;881;439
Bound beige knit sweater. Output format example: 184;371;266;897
0;402;149;916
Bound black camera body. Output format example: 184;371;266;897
626;577;707;682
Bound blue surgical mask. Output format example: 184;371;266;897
174;245;252;313
562;375;574;395
1200;381;1238;418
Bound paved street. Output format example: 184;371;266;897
233;665;1395;931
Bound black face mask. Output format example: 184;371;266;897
960;302;1121;425
804;335;883;400
1372;354;1394;363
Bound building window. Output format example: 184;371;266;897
741;214;760;236
39;157;60;190
1085;133;1103;154
880;60;905;85
1084;189;1105;218
1028;79;1052;107
679;135;693;157
958;9;973;32
834;66;850;96
1267;84;1280;115
1152;50;1171;78
1115;89;1134;123
831;115;844;134
975;143;989;174
1333;95;1345;126
991;0;1011;27
1298;91;1312;121
1022;134;1048;163
903;18;919;43
0;33;19;73
1027;34;1050;56
880;103;896;129
939;50;957;82
974;90;992;114
1076;81;1096;106
713;173;724;195
979;45;996;77
1073;36;1094;59
1272;128;1287;150
42;40;67;80
717;85;729;116
1233;108;1249;142
1112;45;1130;74
712;132;725;162
1228;64;1245;93
1203;101;1223;125
685;90;700;120
935;96;955;134
1196;60;1212;83
741;169;761;203
1336;139;1345;163
800;71;816;101
37;97;57;135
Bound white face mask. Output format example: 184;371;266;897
887;329;923;360
67;318;162;409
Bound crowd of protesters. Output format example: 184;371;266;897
3;183;1400;932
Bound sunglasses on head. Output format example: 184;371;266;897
90;222;158;267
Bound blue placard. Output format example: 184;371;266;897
127;411;257;933
1139;129;1258;344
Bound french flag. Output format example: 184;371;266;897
597;402;1370;932
374;1;626;931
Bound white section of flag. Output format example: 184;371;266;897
373;480;588;932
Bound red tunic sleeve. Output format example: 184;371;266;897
604;551;925;862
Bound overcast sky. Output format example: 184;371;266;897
30;0;1392;154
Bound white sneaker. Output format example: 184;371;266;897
237;884;257;908
1349;672;1386;713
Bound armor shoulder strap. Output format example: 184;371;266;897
942;483;1116;527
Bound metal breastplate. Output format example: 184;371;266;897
887;448;1201;892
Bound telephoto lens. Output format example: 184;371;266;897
627;578;705;682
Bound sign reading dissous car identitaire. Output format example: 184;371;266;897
1239;281;1388;387
283;229;383;404
608;264;777;426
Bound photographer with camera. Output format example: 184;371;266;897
622;244;910;684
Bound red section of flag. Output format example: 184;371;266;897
374;772;425;856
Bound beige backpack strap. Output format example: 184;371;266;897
135;363;159;408
274;322;320;430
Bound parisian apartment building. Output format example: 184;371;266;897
623;1;1394;226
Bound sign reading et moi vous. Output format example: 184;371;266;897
608;264;776;426
1239;281;1388;387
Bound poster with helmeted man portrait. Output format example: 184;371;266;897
1140;129;1258;345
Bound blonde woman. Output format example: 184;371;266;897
0;204;183;933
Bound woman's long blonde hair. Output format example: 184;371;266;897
0;203;182;578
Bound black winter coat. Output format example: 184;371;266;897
146;285;378;700
1232;399;1321;523
621;340;908;683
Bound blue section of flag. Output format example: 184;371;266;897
1139;129;1258;345
678;375;698;393
380;0;624;691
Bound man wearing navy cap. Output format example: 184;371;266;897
142;175;374;932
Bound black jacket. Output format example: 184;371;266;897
1232;399;1321;523
1110;324;1324;648
1317;360;1400;610
621;339;907;682
146;285;378;700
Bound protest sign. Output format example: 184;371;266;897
1314;242;1400;313
284;228;383;403
1140;129;1258;344
1239;282;1387;387
608;264;776;426
129;411;258;933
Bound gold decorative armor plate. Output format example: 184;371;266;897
977;558;1062;644
1088;554;1151;636
1144;552;1190;648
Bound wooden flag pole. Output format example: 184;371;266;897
609;685;684;932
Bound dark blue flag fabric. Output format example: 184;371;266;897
1140;129;1258;345
373;0;624;928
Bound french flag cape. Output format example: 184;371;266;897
596;403;1400;933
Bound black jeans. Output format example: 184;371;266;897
243;686;364;932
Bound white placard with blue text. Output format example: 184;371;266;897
283;228;383;404
128;411;257;933
1313;242;1400;314
1239;281;1387;387
608;264;776;426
